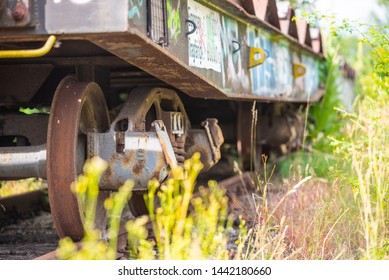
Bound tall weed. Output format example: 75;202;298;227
0;178;45;198
56;154;232;260
129;153;231;260
56;157;132;260
334;89;389;259
278;16;389;259
235;175;359;260
333;25;389;259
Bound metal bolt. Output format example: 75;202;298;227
12;2;28;22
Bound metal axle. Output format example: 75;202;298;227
0;138;86;180
0;144;46;179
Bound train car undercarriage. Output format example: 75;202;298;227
0;0;324;240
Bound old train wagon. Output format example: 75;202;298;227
0;0;324;240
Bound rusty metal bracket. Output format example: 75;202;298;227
153;120;178;169
88;130;169;191
249;46;266;68
293;63;306;78
201;118;224;165
87;87;190;191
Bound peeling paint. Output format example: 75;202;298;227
248;27;270;95
221;16;249;91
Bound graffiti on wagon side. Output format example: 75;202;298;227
187;0;222;73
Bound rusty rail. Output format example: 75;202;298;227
0;188;48;224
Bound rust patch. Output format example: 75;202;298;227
104;164;113;182
132;163;143;176
152;151;166;180
47;76;109;240
122;150;135;167
132;148;145;175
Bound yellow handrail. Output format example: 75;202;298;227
0;35;56;59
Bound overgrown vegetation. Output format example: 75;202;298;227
57;154;232;260
276;15;389;259
0;178;45;198
340;94;389;259
334;25;389;259
56;157;132;260
236;177;360;260
140;154;231;260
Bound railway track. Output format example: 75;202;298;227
0;211;58;260
0;170;258;260
0;188;56;260
0;188;49;226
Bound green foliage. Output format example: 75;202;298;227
277;150;338;179
309;49;345;153
129;153;231;260
0;178;45;198
56;154;232;260
335;94;389;259
19;107;49;115
311;17;389;258
333;24;389;258
56;157;133;260
283;10;389;259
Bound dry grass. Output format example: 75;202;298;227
343;93;389;259
234;172;362;260
0;178;46;198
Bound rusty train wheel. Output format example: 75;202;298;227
47;76;110;240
